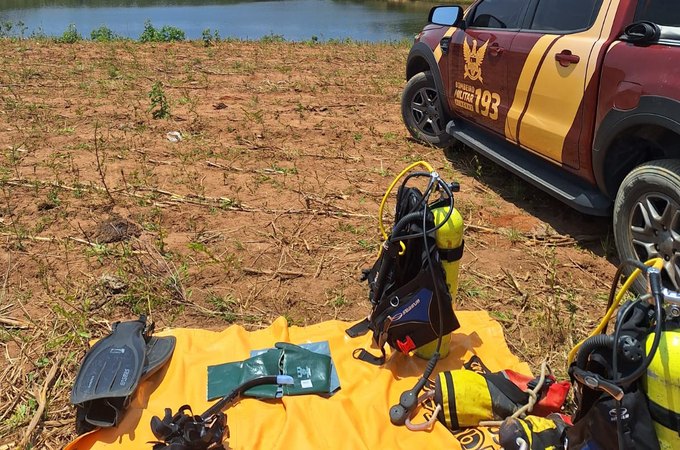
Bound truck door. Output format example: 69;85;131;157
447;0;531;139
510;0;609;169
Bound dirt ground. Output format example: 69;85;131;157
0;39;618;447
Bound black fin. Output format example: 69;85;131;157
71;318;148;406
71;318;176;430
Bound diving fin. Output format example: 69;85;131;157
71;317;176;432
142;335;177;379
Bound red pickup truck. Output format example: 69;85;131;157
402;0;680;290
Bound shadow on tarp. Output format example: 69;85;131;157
384;331;485;380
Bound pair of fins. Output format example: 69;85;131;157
70;316;176;433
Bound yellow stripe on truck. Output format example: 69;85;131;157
517;0;617;163
504;34;560;142
434;27;457;63
585;1;619;84
517;34;590;161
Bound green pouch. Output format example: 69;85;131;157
276;342;331;396
207;342;332;400
208;347;283;399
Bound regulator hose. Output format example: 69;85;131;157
613;267;663;387
611;268;664;450
567;258;664;365
387;174;454;243
378;161;434;239
569;259;665;450
575;334;615;370
390;211;430;241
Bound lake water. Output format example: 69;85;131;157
0;0;442;42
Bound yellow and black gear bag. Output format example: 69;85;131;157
434;369;523;430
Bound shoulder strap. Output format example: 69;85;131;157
345;318;370;338
648;399;680;433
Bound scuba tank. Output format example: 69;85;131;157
566;258;671;450
415;203;464;359
432;205;464;302
346;160;463;364
495;261;680;450
644;290;680;449
344;160;466;429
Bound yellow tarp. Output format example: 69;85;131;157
66;311;529;450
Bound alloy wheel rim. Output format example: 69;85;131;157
629;192;680;289
410;86;443;137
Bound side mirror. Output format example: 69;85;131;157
428;6;464;27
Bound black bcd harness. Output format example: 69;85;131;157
567;262;666;450
347;180;462;365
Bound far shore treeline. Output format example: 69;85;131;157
0;0;474;43
0;20;416;44
2;0;470;7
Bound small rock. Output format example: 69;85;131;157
37;201;57;211
166;131;183;142
94;216;141;243
213;102;228;110
100;274;127;294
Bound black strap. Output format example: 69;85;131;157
484;373;530;405
345;319;370;338
352;347;385;366
649;399;680;434
464;355;491;374
439;241;465;262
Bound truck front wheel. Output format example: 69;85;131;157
401;71;452;147
614;160;680;292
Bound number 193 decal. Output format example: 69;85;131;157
454;81;501;120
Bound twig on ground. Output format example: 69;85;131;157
0;384;26;424
93;122;115;204
314;253;325;279
0;233;146;255
465;224;498;234
0;317;30;329
20;362;60;447
243;267;309;279
566;255;611;290
501;268;526;297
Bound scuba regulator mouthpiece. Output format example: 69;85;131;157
389;379;425;425
389;354;439;425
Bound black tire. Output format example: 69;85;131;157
613;159;680;293
401;71;453;147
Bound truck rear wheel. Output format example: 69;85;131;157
614;159;680;293
401;71;452;147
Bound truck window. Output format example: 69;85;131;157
469;0;529;29
636;0;680;27
529;0;603;32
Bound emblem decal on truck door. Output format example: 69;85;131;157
463;37;488;83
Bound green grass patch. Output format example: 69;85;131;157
91;25;122;42
57;24;81;44
139;20;185;43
